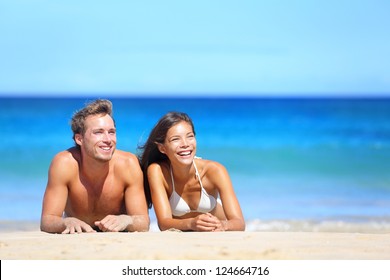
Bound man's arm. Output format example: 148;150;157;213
94;153;150;232
123;154;150;231
40;152;95;234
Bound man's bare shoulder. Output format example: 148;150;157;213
113;150;143;185
113;150;142;177
47;148;80;181
147;161;170;177
51;147;80;166
113;149;139;165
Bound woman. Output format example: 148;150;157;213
138;112;245;231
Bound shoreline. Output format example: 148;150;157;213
2;218;390;233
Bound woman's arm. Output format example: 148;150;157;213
208;161;246;231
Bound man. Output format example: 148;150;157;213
41;99;149;233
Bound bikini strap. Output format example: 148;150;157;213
169;165;175;191
170;160;203;191
193;160;204;189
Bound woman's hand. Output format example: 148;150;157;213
191;213;225;232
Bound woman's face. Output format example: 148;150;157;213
159;121;196;165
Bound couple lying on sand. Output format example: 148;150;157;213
41;99;245;234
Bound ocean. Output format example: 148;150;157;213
1;96;390;230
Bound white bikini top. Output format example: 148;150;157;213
169;160;217;217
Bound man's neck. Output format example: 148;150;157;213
80;155;111;185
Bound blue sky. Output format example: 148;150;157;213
0;0;389;97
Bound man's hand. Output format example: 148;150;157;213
62;217;96;234
94;214;132;232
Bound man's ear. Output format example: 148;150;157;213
156;142;166;154
75;134;83;146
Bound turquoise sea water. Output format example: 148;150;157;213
1;97;390;226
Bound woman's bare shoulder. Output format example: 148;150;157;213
197;158;226;173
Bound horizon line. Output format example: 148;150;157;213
1;91;390;99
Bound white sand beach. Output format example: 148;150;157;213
1;220;390;260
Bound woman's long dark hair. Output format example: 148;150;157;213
138;112;195;208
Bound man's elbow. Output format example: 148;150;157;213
40;222;54;233
136;218;150;232
128;216;150;232
140;216;150;231
40;215;63;234
40;216;49;232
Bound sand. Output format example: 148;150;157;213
1;221;390;260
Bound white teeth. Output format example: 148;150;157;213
101;147;110;150
178;151;191;156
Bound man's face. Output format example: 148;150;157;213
76;114;117;162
